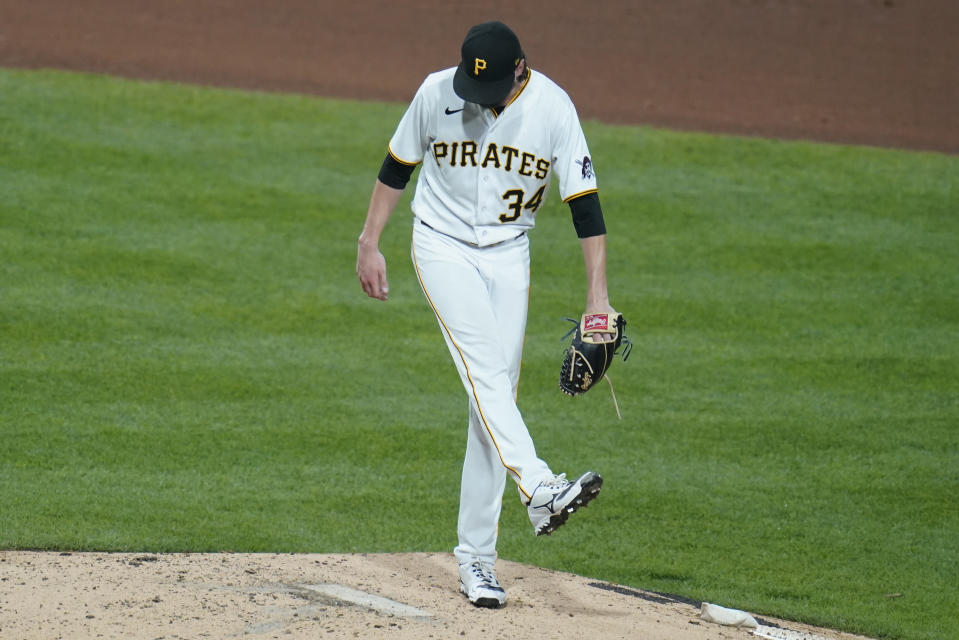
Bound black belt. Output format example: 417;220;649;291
419;219;525;248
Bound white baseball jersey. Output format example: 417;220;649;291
388;67;598;247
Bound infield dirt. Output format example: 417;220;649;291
1;551;878;640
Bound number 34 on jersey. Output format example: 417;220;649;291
433;139;550;222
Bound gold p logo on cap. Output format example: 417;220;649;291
473;58;487;76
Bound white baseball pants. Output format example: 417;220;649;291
411;220;552;565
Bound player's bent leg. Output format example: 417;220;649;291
412;224;550;490
486;241;530;390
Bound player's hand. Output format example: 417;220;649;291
584;304;617;342
357;242;389;301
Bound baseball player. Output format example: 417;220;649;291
356;21;616;608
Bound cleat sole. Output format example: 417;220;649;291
472;597;504;609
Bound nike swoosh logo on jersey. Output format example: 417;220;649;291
444;106;464;115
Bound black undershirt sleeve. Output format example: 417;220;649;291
377;153;417;189
568;192;607;238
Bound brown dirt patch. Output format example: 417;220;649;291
1;0;956;153
1;551;876;640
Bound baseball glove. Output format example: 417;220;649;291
559;312;631;402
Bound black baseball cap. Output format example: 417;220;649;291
453;21;524;105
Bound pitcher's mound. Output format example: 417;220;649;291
0;551;873;639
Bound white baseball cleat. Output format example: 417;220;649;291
459;559;506;608
525;471;603;536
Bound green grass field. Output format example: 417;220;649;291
1;68;957;639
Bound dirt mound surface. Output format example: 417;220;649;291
1;551;876;640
